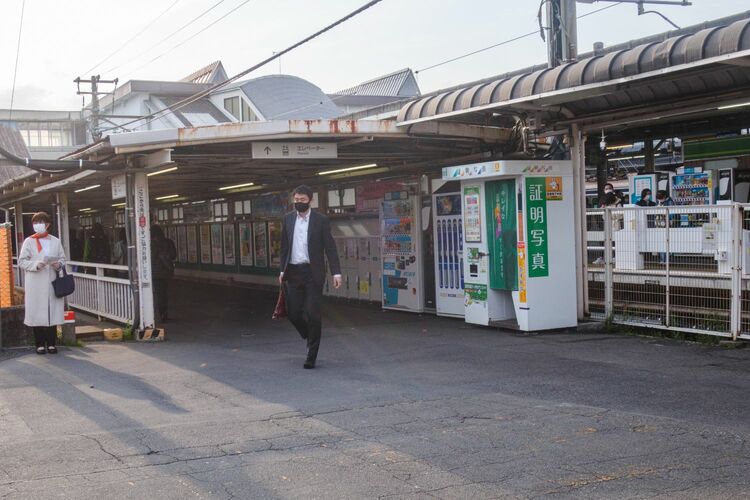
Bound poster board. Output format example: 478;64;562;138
239;223;253;267
211;224;223;265
223;224;236;266
177;226;188;263
253;222;268;268
463;186;482;243
187;226;198;263
199;225;211;264
268;220;282;268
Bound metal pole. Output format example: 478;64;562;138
665;206;671;327
604;208;614;319
13;202;23;251
125;171;140;332
133;171;155;333
571;124;588;319
731;203;742;340
56;192;70;258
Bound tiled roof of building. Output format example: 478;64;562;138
156;96;232;127
0;125;33;188
332;68;420;97
234;75;341;120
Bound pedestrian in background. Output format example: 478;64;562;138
636;188;656;207
112;228;128;278
17;212;66;355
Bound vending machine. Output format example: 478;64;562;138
670;167;714;205
444;160;577;332
433;191;465;317
381;192;424;312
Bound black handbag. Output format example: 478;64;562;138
52;268;75;298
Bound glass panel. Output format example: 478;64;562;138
342;188;356;206
223;97;240;120
235;201;243;214
241;100;257;122
243;200;251;213
328;190;340;207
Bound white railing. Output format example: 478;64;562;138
11;257;24;288
587;204;750;341
66;261;133;324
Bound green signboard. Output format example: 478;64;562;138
485;179;517;290
525;177;549;278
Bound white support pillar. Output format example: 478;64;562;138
570;124;588;320
56;192;70;258
13;203;23;252
134;172;155;331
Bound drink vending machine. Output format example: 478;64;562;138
432;192;464;317
444;160;577;332
381;192;424;312
325;219;381;302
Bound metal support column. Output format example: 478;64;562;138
133;171;155;332
730;203;743;340
603;208;614;319
56;192;70;257
571;124;588;319
13;203;23;250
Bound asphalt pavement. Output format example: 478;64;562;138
0;281;749;499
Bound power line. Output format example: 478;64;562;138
99;0;384;134
415;2;623;75
120;0;252;81
79;0;181;77
106;0;229;75
9;0;26;121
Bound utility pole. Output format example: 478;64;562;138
546;0;578;68
74;75;118;141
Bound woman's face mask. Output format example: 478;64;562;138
33;223;47;234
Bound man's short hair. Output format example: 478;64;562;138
293;185;314;200
31;212;52;224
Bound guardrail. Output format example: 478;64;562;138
11;258;133;324
587;204;750;340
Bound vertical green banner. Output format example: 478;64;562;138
525;177;549;278
485;179;517;290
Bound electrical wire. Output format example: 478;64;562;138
415;1;623;75
8;0;26;121
120;0;251;81
79;0;181;77
106;0;229;75
98;0;384;134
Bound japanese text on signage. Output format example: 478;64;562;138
525;178;549;278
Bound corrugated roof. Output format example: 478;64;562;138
180;61;228;85
235;75;341;120
156;96;231;127
399;15;750;124
333;68;420;97
0;125;34;189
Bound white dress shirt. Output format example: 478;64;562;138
290;211;310;264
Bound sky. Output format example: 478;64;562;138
0;0;748;111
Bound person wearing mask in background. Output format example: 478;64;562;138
18;212;66;355
599;183;616;208
150;225;177;322
112;228;128;278
656;190;674;207
280;185;342;369
636;188;656;207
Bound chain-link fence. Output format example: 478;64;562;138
587;204;748;340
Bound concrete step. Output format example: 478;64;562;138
75;325;104;342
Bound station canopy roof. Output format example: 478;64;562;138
397;14;750;140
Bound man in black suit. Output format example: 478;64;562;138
280;185;341;369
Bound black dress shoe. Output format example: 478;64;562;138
303;359;315;369
47;346;58;354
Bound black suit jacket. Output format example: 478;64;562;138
280;210;341;285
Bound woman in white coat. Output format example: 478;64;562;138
18;212;67;354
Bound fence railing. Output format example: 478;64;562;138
587;204;749;340
12;259;132;324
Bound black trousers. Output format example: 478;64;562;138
153;278;169;320
284;264;323;362
33;326;57;348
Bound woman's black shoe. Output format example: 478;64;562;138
47;346;58;354
303;359;315;369
36;347;46;355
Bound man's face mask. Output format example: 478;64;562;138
33;223;47;234
294;201;310;213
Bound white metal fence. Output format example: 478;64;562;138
588;204;750;340
12;259;132;324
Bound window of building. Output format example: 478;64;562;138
234;199;252;216
17;122;73;148
171;206;184;222
157;208;169;222
327;188;355;214
241;100;257;122
223;97;240;120
213;201;229;221
114;211;125;227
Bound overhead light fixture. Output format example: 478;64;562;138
718;101;750;110
317;163;378;176
74;184;101;193
112;202;126;207
607;155;645;162
219;182;255;191
79;208;92;212
327;166;389;180
147;166;178;177
156;194;179;200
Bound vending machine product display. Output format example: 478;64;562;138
670;169;713;205
381;194;424;312
433;192;464;317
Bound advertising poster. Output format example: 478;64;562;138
463;186;481;243
545;177;563;201
356;181;404;213
526;177;549;278
436;194;461;216
239;223;253;267
252;193;288;217
223;224;236;266
517;242;527;304
485;179;517;291
177;226;188;263
253;222;268;268
199;225;211;263
187;226;198;263
267;221;282;268
210;224;223;265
